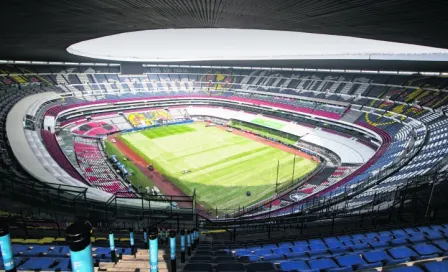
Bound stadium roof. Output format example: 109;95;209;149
2;0;448;71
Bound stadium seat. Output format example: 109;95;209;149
254;249;272;256
308;258;339;270
195;250;212;256
336;254;381;270
284;252;308;260
17;257;55;270
216;262;246;272
183;263;213;272
247;262;277;272
53;258;70;271
279;261;314;272
412;244;442;258
238;255;260;263
189;256;212;263
214;256;238;263
388;246;419;260
234;249;252;257
363;250;394;264
422;260;448;272
261;254;285;262
272;247;291;255
262;244;278;250
388;266;424;272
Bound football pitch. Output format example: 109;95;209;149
118;123;318;210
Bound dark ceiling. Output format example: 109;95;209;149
2;0;448;71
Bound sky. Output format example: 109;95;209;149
67;28;448;62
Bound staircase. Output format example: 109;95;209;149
99;249;170;272
77;74;93;92
353;84;369;96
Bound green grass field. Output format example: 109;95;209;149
117;123;318;210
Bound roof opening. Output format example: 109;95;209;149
67;28;448;62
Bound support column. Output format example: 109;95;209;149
66;221;94;272
129;228;135;255
186;229;191;256
143;228;148;249
169;230;177;272
109;230;117;263
149;227;159;272
180;230;186;263
0;222;16;272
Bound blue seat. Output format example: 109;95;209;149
336;254;381;270
278;242;294;248
379;231;392;236
370;241;390;250
308;239;324;245
308;258;339;270
350;244;370;253
53;259;70;271
327;267;353;272
284;252;308;261
309;244;328;256
388;246;419;260
389;266;424;272
292;246;308;253
247;245;262;251
262;254;285;262
238;255;260;263
18;257;55;270
351;234;366;240
417;226;432;233
377;236;392;242
294;241;309;247
327;242;348;254
422;260;448;272
342;240;355;247
247;262;277;272
47;246;70;257
408;236;427;244
361;237;377;244
273;247;291;255
412;243;442;258
254;249;272;256
391;238;409;246
338;235;352;242
262;244;278;250
392;229;408;236
365;232;379;238
430;225;444;232
404;228;418;234
12;245;29;256
324;237;340;244
435;241;448;252
363;250;393;264
234;249;252;257
427;232;444;242
22;246;50;257
280;261;313;272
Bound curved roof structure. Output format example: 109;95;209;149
1;0;448;70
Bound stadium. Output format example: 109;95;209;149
2;1;448;272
